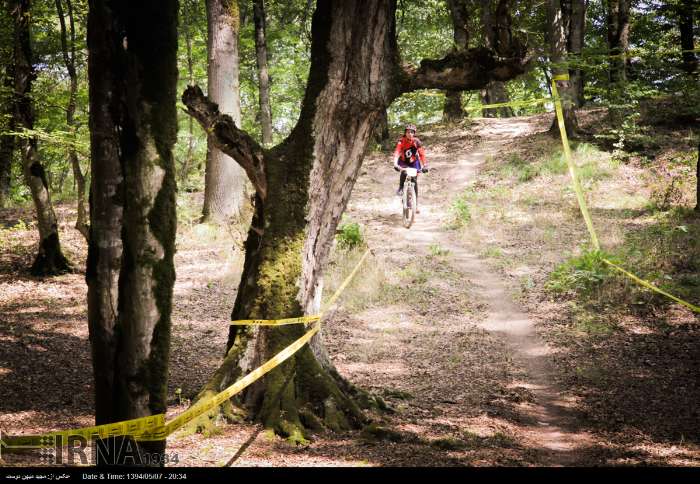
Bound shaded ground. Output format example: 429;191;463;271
1;111;698;467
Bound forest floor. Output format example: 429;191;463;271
1;109;699;467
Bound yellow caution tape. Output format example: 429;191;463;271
2;414;165;448
551;75;601;250
463;97;551;113
141;323;322;441
551;75;698;313
3;249;371;448
231;315;320;326
602;259;700;313
229;249;371;325
323;249;371;311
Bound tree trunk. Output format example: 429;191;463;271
565;0;586;107
0;66;15;208
253;0;273;146
11;0;72;276
443;0;470;122
56;0;88;241
371;108;390;148
696;141;699;212
0;7;14;207
202;0;248;223
679;0;698;75
180;0;197;183
606;0;629;85
183;0;528;439
548;0;578;136
479;0;513;118
86;0;178;465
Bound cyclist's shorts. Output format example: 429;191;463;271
398;158;422;170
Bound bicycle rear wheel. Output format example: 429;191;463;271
402;182;416;228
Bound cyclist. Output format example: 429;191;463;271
392;123;428;212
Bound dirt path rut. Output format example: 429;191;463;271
345;118;594;465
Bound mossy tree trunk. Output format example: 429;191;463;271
11;0;72;276
183;0;529;439
86;0;178;466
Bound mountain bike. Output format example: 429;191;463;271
401;167;419;229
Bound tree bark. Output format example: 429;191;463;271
548;0;578;136
86;0;178;465
180;0;197;183
696;141;699;212
0;62;15;208
11;0;72;276
55;0;88;241
565;0;586;107
202;0;248;223
479;0;513;118
606;0;629;85
679;0;698;75
443;0;470;122
253;0;273;146
0;7;14;207
371;108;390;148
183;0;529;439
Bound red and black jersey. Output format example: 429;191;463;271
393;136;426;164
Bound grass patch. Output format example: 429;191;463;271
336;220;364;250
323;246;388;312
429;243;450;257
500;142;612;185
448;191;473;228
482;246;503;259
389;257;472;316
545;249;618;297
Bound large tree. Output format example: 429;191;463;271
562;0;587;107
55;0;88;240
183;0;529;438
9;0;72;276
479;0;514;118
606;0;630;85
201;0;248;223
0;7;14;208
443;0;471;122
548;0;579;136
676;0;698;75
253;0;273;146
86;0;178;465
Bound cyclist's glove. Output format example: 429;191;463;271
421;167;430;173
393;165;400;172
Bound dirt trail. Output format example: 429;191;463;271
344;117;594;465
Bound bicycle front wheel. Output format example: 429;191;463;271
402;182;416;229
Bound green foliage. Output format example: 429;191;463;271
644;153;697;212
336;221;364;250
0;219;29;250
546;249;618;297
449;191;472;228
501;153;538;182
428;243;450;257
